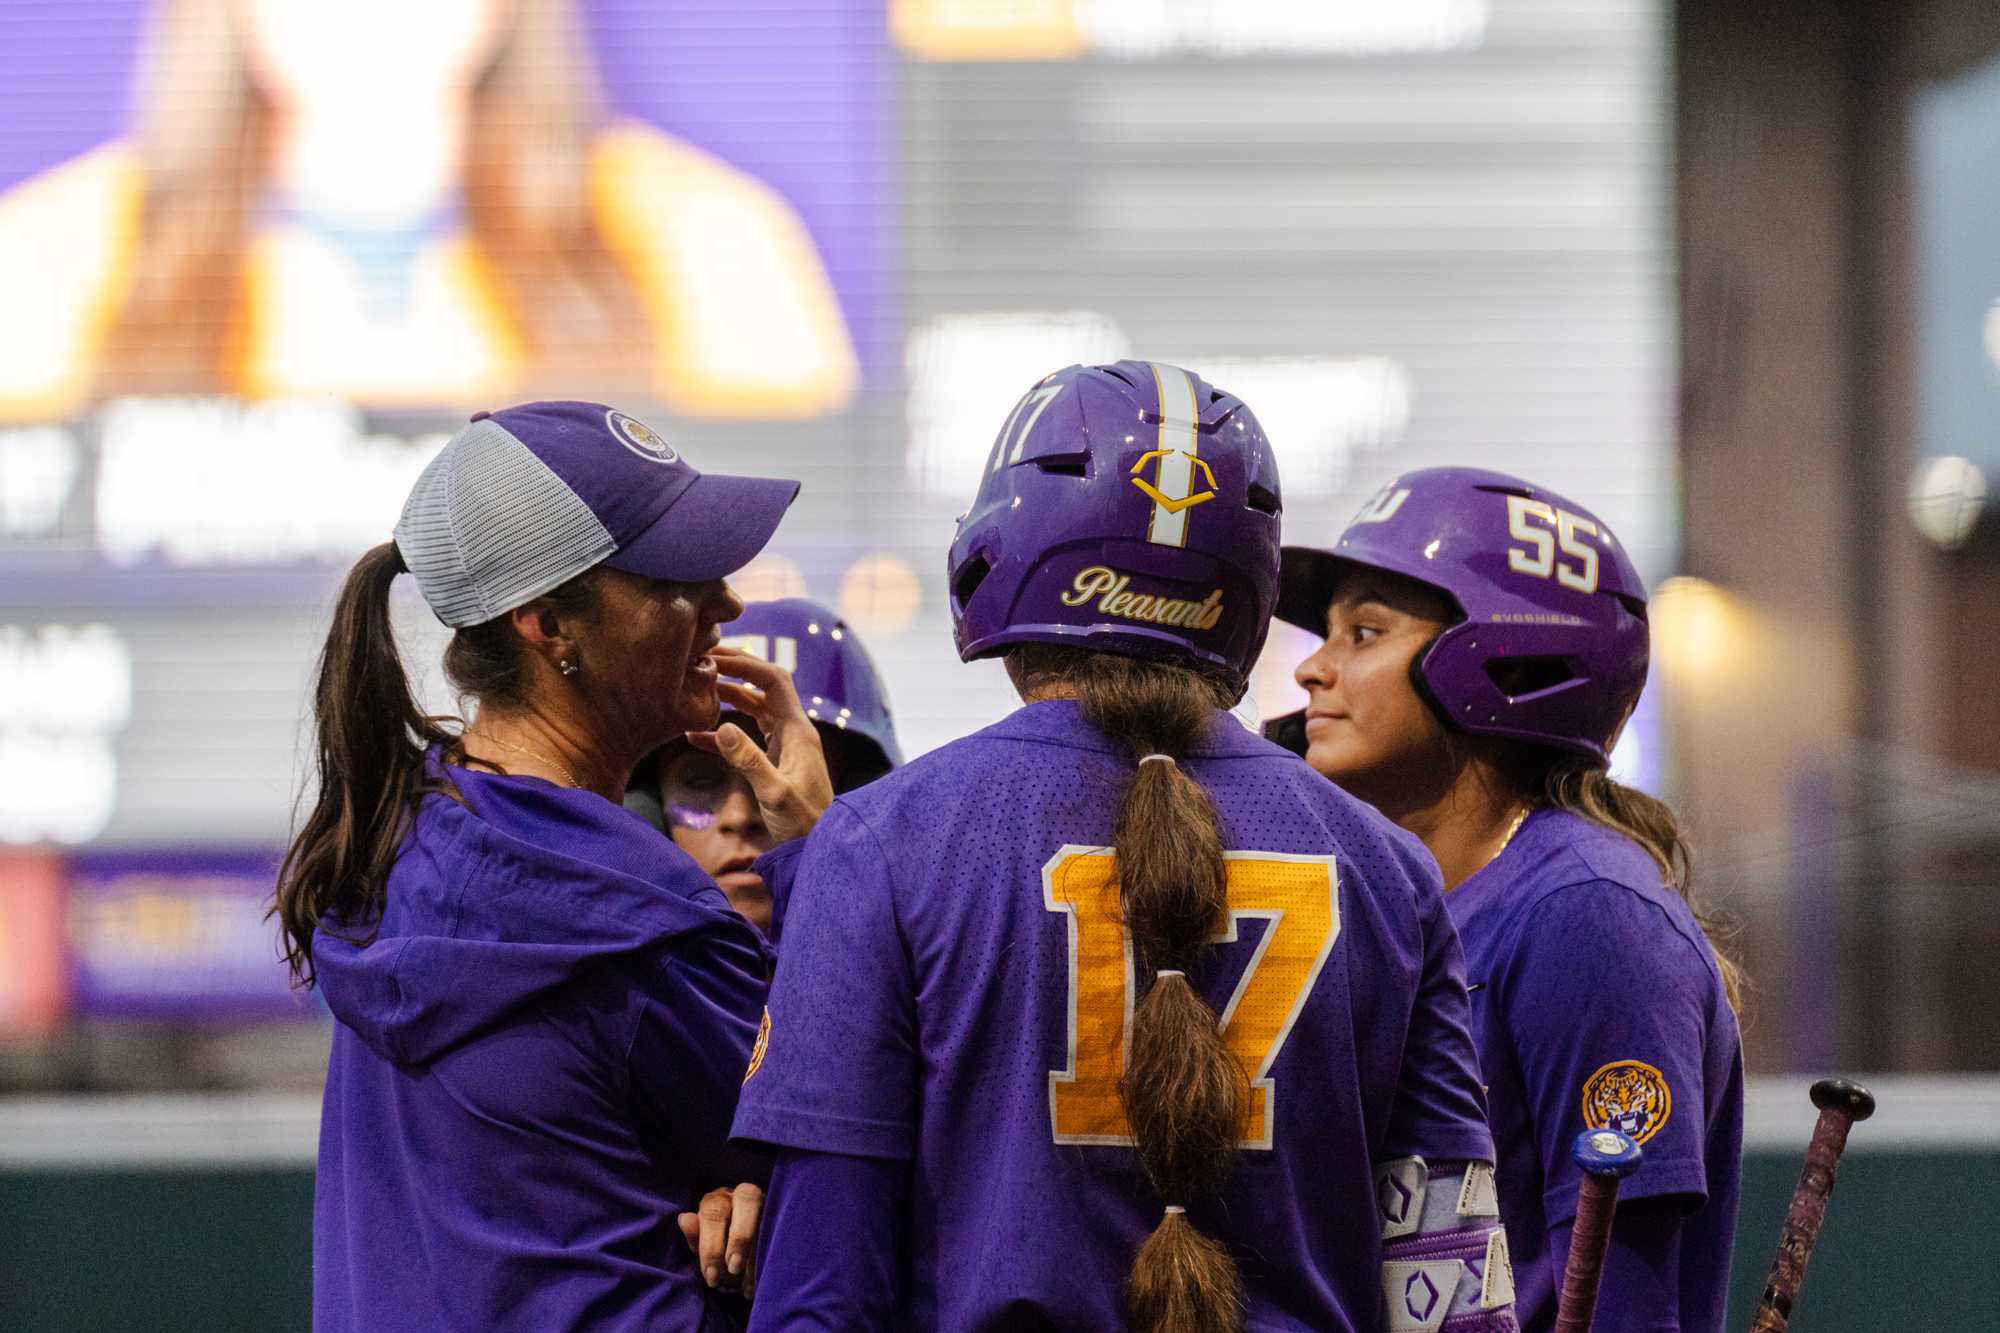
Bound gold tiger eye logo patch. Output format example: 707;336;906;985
606;409;679;463
1580;1059;1671;1144
743;1007;771;1083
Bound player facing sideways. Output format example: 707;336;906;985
1271;467;1745;1332
625;597;903;936
733;363;1520;1332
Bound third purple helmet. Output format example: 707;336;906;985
1275;467;1649;763
947;360;1282;690
722;597;902;787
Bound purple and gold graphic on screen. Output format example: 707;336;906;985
0;0;885;423
67;850;309;1019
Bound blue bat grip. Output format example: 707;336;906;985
1572;1128;1643;1178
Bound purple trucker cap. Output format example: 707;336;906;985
394;402;800;628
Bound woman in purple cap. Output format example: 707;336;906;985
625;597;903;938
1272;468;1744;1332
733;364;1516;1333
274;401;831;1332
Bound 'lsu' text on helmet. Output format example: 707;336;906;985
947;360;1283;689
721;596;901;787
1276;466;1648;763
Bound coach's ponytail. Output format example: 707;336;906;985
1014;646;1249;1333
1542;764;1745;1012
275;542;461;987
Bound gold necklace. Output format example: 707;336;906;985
477;734;581;790
1499;805;1531;853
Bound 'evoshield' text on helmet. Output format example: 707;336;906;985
1276;467;1649;763
948;360;1283;690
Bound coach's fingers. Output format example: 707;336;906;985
696;1186;734;1288
725;1181;763;1282
712;648;820;764
715;721;829;844
677;1207;701;1254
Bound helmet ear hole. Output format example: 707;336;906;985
1246;482;1280;516
1485;655;1579;701
952;555;992;612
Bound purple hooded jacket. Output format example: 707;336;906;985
310;757;772;1331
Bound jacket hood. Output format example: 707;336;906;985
313;766;755;1065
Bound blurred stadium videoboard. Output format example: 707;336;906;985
0;0;1673;880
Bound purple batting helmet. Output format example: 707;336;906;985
948;360;1283;689
1275;467;1649;764
721;597;902;785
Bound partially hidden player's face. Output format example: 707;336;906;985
579;571;743;747
658;745;775;933
1292;570;1458;808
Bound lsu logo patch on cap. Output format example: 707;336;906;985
743;1007;771;1084
1580;1059;1671;1144
606;409;679;464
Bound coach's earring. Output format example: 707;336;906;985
559;659;578;677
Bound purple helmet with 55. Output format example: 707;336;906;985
948;360;1282;690
1273;467;1648;764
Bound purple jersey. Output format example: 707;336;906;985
1448;809;1743;1332
733;700;1494;1331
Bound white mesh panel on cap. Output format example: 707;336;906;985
394;420;616;628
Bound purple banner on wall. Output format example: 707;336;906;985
67;849;313;1020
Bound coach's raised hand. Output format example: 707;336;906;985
688;645;834;844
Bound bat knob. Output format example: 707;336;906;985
1572;1128;1644;1179
1810;1077;1876;1122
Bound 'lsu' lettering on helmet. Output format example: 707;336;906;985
720;632;799;672
1062;566;1225;631
1132;362;1210;548
1580;1058;1671;1144
1351;480;1412;526
743;1007;771;1083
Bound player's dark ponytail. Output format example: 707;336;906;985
276;545;609;986
275;542;463;987
1011;645;1249;1333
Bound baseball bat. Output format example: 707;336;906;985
1747;1077;1876;1332
1552;1128;1643;1333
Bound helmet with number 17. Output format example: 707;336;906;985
1275;467;1649;764
947;360;1283;692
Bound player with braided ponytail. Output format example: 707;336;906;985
733;364;1517;1331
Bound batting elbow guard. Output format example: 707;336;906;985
1376;1157;1519;1333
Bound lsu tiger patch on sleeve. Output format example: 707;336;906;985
1580;1059;1671;1144
743;1007;771;1083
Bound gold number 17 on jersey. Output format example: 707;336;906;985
1041;846;1341;1149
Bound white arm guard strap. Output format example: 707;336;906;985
1376;1157;1519;1333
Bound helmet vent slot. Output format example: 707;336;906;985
1246;482;1281;515
1037;460;1085;477
1484;655;1577;700
952;555;991;610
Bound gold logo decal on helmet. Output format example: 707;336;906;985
1130;449;1218;515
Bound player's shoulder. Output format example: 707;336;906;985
1505;811;1716;977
